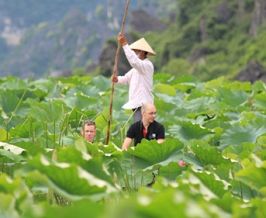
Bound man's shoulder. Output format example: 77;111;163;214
130;120;142;128
152;120;164;128
143;58;154;68
127;120;142;137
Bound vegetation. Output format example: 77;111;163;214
1;0;265;80
0;74;266;217
0;0;170;76
0;1;265;217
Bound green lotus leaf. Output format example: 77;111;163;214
102;184;228;218
29;100;66;122
220;122;266;149
204;77;227;89
0;193;19;218
56;147;114;185
0;128;8;141
94;107;109;132
0;76;28;90
114;160;154;189
154;83;176;96
9;118;43;139
0;174;23;193
174;82;196;92
154;99;177;115
154;72;176;83
235;161;266;195
22;200;103;218
65;82;107;99
91;75;110;91
192;170;228;198
0;74;266;216
115;139;186;188
65;93;99;111
231;179;258;200
190;144;229;166
9;139;46;156
223;142;255;160
58;75;92;86
217;88;249;108
0;142;25;155
211;192;242;213
29;155;117;200
250;198;266;218
252;80;266;93
159;162;185;180
168;121;213;143
0;90;20;115
128;138;184;165
254;92;266;110
205;78;251;91
231;198;264;218
0;142;25;163
0;174;32;217
257;136;266;150
29;79;57;96
183;97;217;116
223;81;251;92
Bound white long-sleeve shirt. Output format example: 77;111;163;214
117;44;154;109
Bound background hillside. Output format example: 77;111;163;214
0;0;266;82
147;0;266;81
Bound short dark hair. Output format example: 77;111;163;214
82;120;96;130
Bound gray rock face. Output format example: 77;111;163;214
235;60;266;83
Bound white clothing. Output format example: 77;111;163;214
117;44;154;109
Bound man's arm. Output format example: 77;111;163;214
156;124;165;144
122;137;133;150
112;70;133;85
118;33;153;75
157;138;164;144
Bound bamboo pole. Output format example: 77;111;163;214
105;0;130;144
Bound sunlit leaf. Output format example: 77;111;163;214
0;128;8;141
154;83;176;96
235;160;266;195
211;193;242;213
254;92;266;110
22;200;103;218
190;144;229;165
128;138;184;166
191;170;228;198
29;155;116;200
0;193;19;218
56;146;114;185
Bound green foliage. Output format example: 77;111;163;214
1;0;266;81
161;58;192;75
0;73;266;215
144;0;266;81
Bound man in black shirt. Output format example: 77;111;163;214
122;103;165;150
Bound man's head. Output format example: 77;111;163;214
141;103;157;125
133;49;148;60
129;38;156;56
81;120;96;143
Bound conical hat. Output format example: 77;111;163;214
129;38;156;55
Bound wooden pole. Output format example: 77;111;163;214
105;0;130;144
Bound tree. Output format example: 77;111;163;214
249;0;266;37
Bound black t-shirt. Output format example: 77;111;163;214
126;120;165;146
